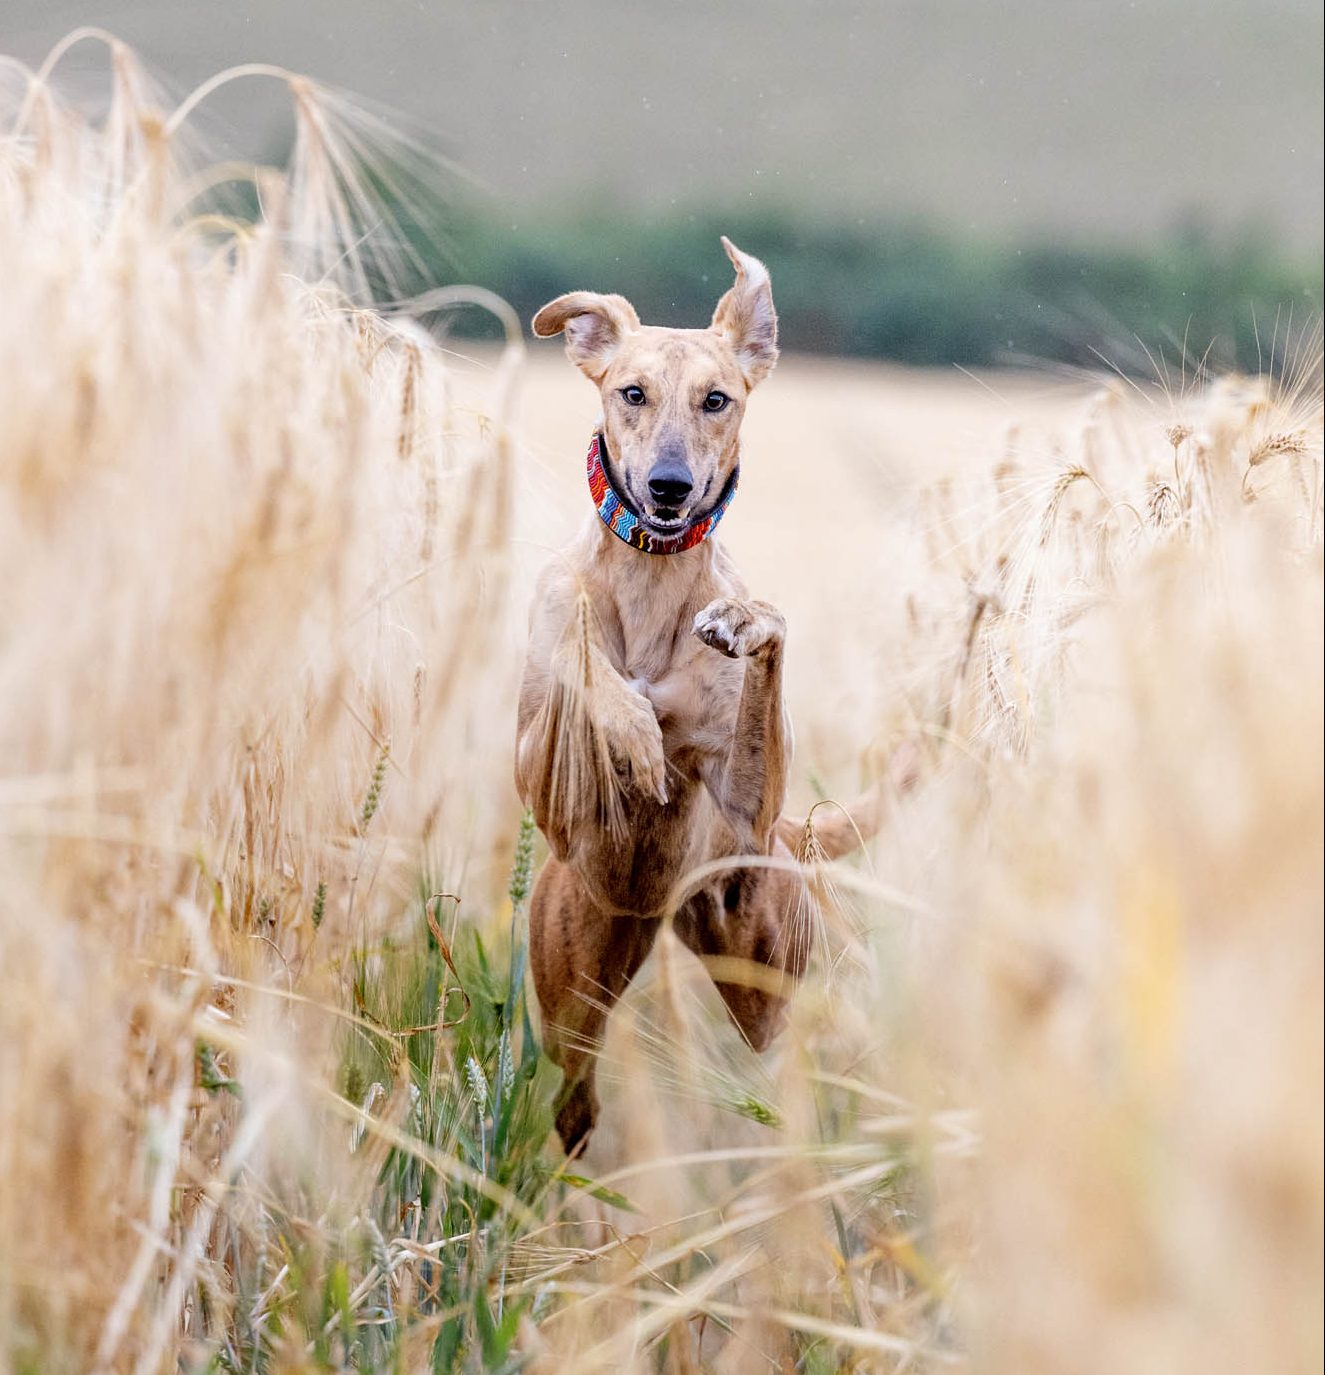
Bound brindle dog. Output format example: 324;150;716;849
517;239;875;1153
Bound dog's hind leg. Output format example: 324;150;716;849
529;857;660;1154
674;860;809;1052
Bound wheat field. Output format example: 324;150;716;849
0;38;1321;1375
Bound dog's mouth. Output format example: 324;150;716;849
641;504;691;533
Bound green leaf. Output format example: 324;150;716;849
431;1313;462;1374
325;1259;354;1354
473;1285;521;1367
195;1042;242;1098
520;996;539;1068
557;1172;641;1214
503;939;527;1029
493;1296;526;1367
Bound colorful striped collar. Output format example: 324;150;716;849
586;431;739;555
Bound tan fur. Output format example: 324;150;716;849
518;239;870;1153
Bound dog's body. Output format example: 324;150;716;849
516;240;865;1152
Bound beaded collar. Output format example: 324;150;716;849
586;431;739;555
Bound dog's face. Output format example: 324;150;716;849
533;237;778;537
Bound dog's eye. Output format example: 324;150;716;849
702;391;730;413
621;385;647;407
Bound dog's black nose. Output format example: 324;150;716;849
647;459;693;508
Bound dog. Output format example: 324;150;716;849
516;238;880;1153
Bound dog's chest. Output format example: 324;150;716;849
604;593;681;685
594;559;745;731
625;648;743;748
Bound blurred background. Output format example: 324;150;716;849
5;0;1322;369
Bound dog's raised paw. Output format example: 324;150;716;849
604;685;669;803
693;598;784;659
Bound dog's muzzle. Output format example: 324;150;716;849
586;432;739;555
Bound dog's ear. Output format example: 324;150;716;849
710;236;779;387
531;292;641;380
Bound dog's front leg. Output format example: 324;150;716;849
692;597;790;853
681;596;805;1054
515;579;667;858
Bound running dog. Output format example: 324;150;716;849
517;238;880;1152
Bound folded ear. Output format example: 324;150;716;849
531;291;641;380
710;236;779;387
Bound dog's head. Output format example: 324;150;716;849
532;237;778;537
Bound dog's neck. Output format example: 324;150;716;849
579;461;731;679
586;431;739;557
587;517;719;679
